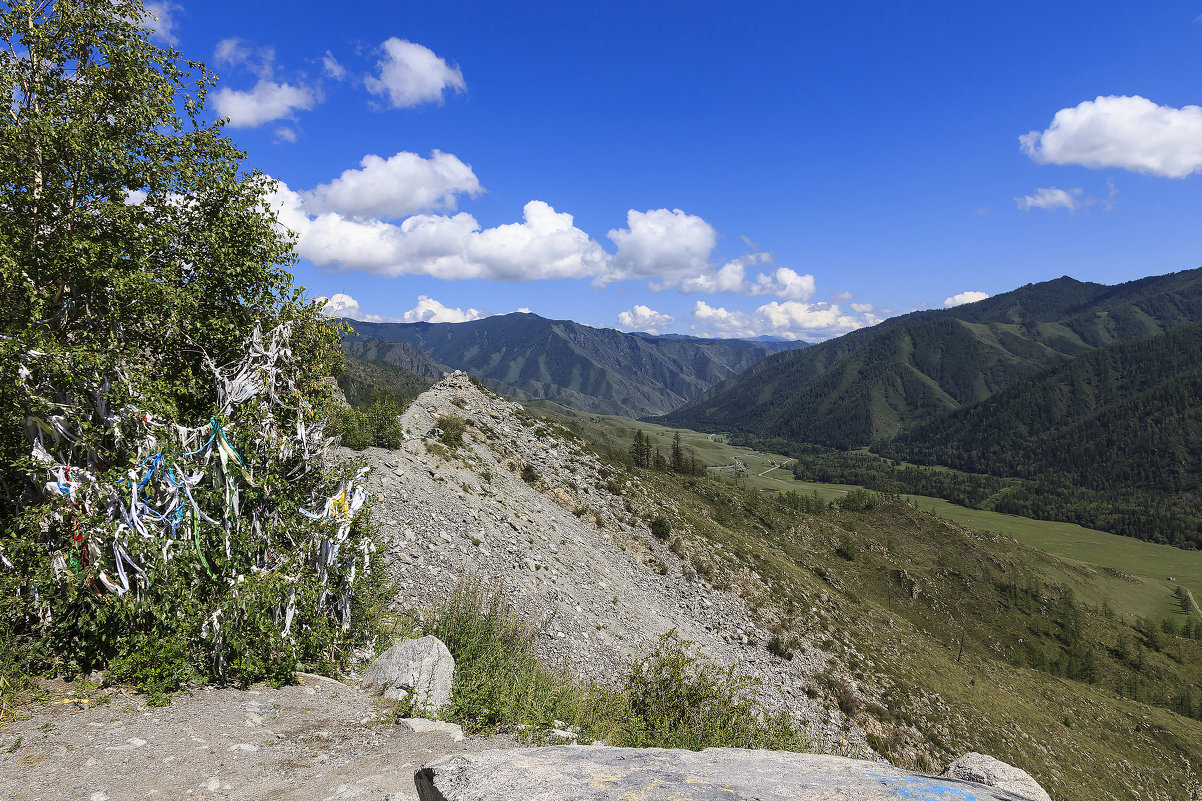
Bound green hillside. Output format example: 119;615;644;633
574;422;1202;801
660;267;1202;447
345;314;777;418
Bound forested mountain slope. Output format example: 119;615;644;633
344;313;777;418
881;322;1202;500
660;267;1202;447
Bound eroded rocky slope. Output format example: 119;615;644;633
356;372;856;749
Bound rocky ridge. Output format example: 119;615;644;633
358;372;856;748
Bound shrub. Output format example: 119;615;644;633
620;631;810;751
438;414;468;448
521;464;540;484
414;578;811;753
332;399;405;449
649;516;672;541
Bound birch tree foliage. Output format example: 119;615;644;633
0;0;375;687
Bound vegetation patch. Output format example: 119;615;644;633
408;577;812;751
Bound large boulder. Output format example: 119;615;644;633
941;752;1051;801
361;635;454;717
415;746;1045;801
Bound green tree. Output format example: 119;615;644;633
0;0;375;690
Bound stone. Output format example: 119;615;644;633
414;746;1041;801
361;636;455;716
941;752;1051;801
400;718;465;742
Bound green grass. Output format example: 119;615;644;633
526;399;1202;624
893;494;1202;620
479;399;1202;799
402;576;812;751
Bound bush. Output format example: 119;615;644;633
521;464;540;484
649;516;672;541
417;578;594;734
333;399;405;449
106;634;194;707
438;414;468;448
0;1;388;696
414;578;811;752
620;631;810;751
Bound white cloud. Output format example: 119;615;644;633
692;300;870;340
749;267;816;300
617;305;675;334
320;292;481;324
1015;186;1081;212
850;302;875;313
832;290;855;303
322;51;347;80
944;291;989;308
303;150;481;219
364;38;466;108
214;37;274;78
272;182;607;281
141;1;179;44
274;127;297;143
1021;95;1202;178
678;260;748;294
280;162;829;300
401;295;481;323
607;208;716;284
321;293;363;318
214;80;316;127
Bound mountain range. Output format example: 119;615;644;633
659;267;1202;448
341;313;802;418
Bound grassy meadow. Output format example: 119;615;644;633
527;398;1201;623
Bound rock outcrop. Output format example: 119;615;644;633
942;752;1052;801
357;372;849;746
361;636;455;717
415;746;1045;801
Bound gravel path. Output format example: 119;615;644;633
0;675;516;801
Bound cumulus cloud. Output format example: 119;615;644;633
303;151;481;219
281;162;826;299
678;260;748;295
401;295;482;323
749;267;816;300
212;38;317;128
1021;95;1202;178
321;293;363;318
944;291;989;307
214;80;316;127
320;292;481;323
1015;186;1082;212
617;305;675;334
365;38;466;108
692;300;871;340
272;182;607;281
141;1;179;44
274;127;297;143
607;208;717;284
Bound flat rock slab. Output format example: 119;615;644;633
416;746;1041;801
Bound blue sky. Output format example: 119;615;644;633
148;1;1202;340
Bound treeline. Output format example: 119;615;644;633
627;430;708;476
779;447;1202;549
